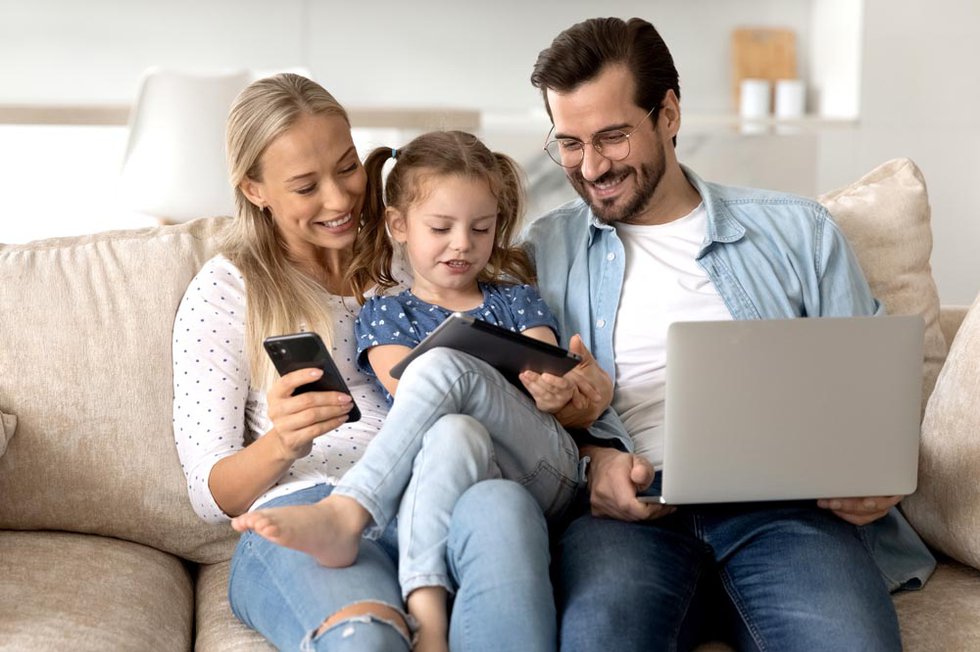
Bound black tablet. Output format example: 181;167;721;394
389;313;581;383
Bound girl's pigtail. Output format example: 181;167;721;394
348;147;398;303
487;151;536;285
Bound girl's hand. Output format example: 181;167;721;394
554;335;613;429
265;368;356;461
519;370;578;413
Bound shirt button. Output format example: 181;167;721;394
606;252;615;261
597;319;606;328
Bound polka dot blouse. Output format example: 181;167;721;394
172;255;392;523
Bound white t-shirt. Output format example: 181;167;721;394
611;204;732;468
172;255;393;523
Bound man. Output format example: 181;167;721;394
523;17;935;651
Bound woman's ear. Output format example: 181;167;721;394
239;177;267;210
386;207;408;243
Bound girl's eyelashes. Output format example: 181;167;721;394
296;184;316;195
429;227;450;233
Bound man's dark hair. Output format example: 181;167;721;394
531;17;680;124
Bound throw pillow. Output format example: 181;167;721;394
901;293;980;570
818;158;947;413
0;410;15;458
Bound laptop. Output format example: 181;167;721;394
640;315;924;505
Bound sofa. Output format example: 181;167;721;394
1;158;978;651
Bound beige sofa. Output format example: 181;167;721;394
1;158;979;650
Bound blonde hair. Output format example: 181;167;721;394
348;130;534;302
221;73;352;390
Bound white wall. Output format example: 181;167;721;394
1;0;977;303
0;0;307;103
813;0;980;304
809;0;862;118
0;0;813;113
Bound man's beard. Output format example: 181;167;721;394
569;156;664;225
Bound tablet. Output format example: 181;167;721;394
388;313;581;383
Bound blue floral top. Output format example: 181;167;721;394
354;282;560;403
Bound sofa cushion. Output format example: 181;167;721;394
818;158;947;413
0;530;193;650
902;293;980;570
893;560;980;651
0;410;14;458
0;217;237;563
195;561;276;651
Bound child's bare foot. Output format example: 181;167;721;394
231;495;369;567
412;626;449;652
407;586;449;652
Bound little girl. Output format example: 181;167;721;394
232;131;606;650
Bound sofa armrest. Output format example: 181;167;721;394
939;305;971;348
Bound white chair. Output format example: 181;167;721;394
120;68;252;224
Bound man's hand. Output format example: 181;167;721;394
583;445;675;522
817;495;901;526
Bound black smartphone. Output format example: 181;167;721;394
263;332;361;422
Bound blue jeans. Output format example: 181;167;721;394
554;498;901;652
229;480;556;651
333;348;580;596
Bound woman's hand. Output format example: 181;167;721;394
817;495;901;526
207;367;355;517
266;368;357;461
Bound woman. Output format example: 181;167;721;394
172;73;556;651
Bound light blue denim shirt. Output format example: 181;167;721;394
523;165;935;592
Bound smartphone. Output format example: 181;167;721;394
263;332;361;422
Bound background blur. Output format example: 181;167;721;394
1;0;977;303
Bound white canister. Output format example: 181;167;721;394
774;79;806;119
739;78;771;119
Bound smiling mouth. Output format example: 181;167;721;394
316;213;353;228
444;260;471;269
588;169;630;193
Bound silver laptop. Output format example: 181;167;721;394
644;315;923;505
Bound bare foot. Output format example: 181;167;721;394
413;627;449;652
407;586;449;652
231;495;368;567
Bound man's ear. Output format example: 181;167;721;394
239;177;266;210
386;207;408;243
658;89;681;138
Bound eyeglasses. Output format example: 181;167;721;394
543;105;658;168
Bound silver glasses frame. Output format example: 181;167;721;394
543;105;658;168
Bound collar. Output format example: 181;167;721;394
680;165;745;251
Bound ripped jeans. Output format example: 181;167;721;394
228;480;556;651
